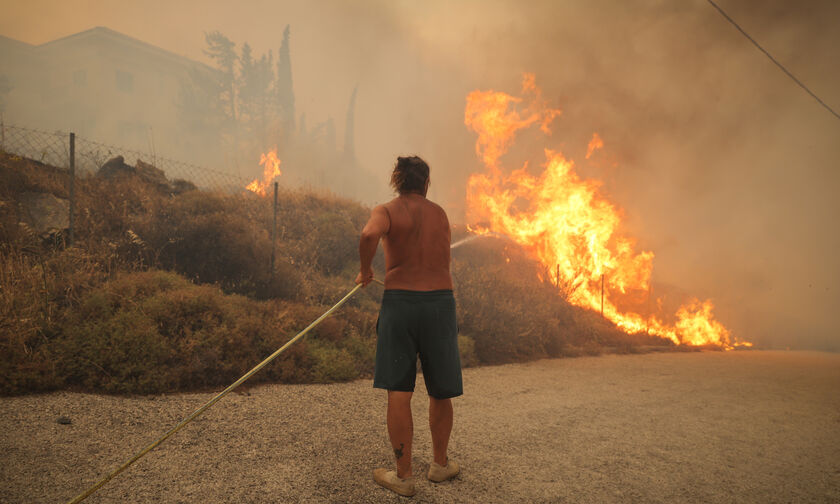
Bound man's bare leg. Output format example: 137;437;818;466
429;396;453;466
387;391;414;478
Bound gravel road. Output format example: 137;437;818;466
1;350;838;503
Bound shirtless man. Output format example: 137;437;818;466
356;156;461;497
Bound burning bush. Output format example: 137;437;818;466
463;74;747;349
453;237;669;364
455;240;562;363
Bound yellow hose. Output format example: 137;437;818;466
68;280;378;504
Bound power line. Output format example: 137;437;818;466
705;0;840;121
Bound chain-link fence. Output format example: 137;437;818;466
0;122;250;190
0;123;69;170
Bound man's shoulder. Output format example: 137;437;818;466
424;198;446;214
371;203;391;217
429;201;450;223
384;195;447;217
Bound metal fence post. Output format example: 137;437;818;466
68;132;75;246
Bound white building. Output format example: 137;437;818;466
0;27;222;170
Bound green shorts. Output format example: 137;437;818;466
374;289;463;399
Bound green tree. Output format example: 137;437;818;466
177;66;227;138
238;43;276;151
203;31;238;127
276;25;296;142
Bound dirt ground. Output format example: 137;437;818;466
1;350;838;503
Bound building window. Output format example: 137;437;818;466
73;69;87;87
115;69;133;93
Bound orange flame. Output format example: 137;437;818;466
465;74;750;349
585;133;603;159
246;148;282;196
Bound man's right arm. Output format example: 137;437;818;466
357;204;390;286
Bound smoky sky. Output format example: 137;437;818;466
3;0;838;351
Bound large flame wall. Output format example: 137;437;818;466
464;74;749;349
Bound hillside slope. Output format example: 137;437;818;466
0;151;672;395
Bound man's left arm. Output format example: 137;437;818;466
357;205;390;286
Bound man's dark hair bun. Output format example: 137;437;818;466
390;156;430;195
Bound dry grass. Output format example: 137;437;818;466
1;151;672;395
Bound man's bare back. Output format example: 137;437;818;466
357;193;452;291
380;194;452;291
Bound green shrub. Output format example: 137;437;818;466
306;338;359;383
458;334;478;368
306;307;377;382
22;269;375;394
51;270;322;393
306;212;359;275
342;334;377;376
133;191;272;293
0;247;112;395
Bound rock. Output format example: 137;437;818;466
135;159;169;188
57;416;71;425
19;192;69;236
171;178;197;195
97;156;175;190
96;155;134;179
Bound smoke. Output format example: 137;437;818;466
2;0;838;350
